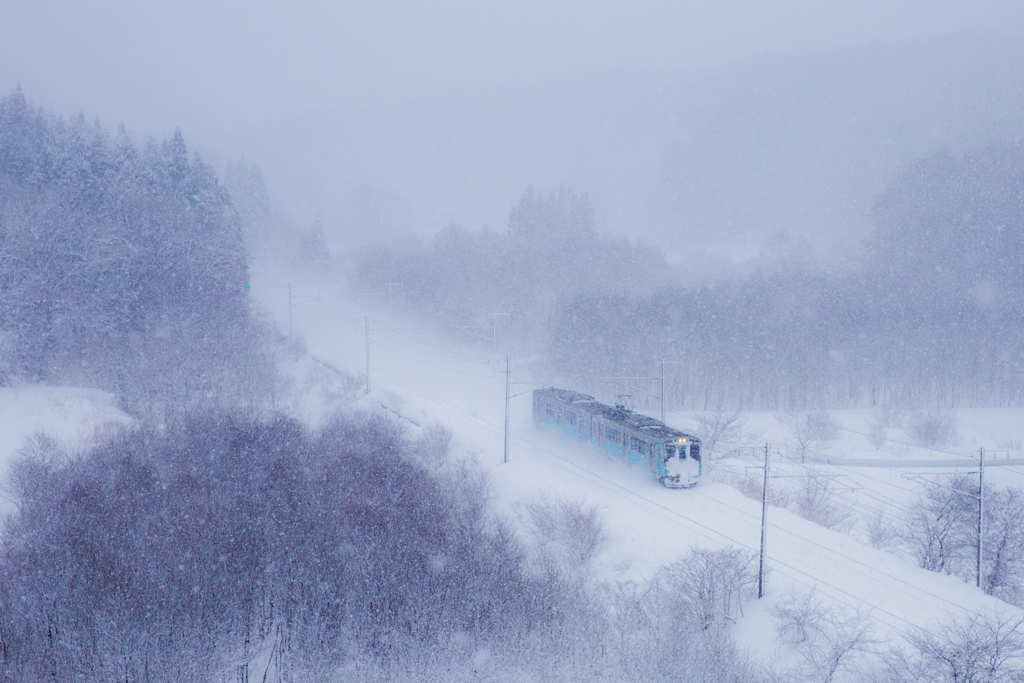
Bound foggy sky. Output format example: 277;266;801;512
4;0;1021;141
4;1;1024;264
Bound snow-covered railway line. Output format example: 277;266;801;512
408;390;985;636
681;484;973;619
276;309;1020;639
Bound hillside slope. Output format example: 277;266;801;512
255;271;1024;667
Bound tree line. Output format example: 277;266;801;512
5;412;1023;681
353;186;674;356
0;88;276;417
554;140;1024;410
354;140;1024;410
0;413;765;682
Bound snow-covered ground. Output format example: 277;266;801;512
251;271;1024;665
2;270;1020;670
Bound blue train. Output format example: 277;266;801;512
532;387;701;488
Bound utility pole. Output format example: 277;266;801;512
978;446;985;588
660;360;666;423
504;355;511;463
364;315;370;395
288;283;293;339
901;448;1004;591
759;442;771;599
492;312;509;355
451;313;507;354
656;360;681;423
385;282;402;317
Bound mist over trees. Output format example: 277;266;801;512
551;139;1024;411
258;35;1024;264
222;158;274;247
354;187;671;353
353;138;1024;411
0;89;276;416
867;142;1024;319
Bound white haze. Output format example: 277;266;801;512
238;35;1024;267
3;1;1023;265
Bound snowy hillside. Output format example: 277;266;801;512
1;271;1019;678
253;270;1024;670
0;386;132;514
2;268;1019;678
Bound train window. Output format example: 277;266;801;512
544;403;556;417
566;411;577;426
690;441;701;462
606;428;621;442
630;437;649;454
665;444;677;459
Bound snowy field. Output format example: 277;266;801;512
2;270;1020;671
247;271;1024;666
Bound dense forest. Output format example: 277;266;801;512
0;413;764;681
0;415;593;681
355;141;1024;410
0;88;277;417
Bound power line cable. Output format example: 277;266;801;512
415;390;980;635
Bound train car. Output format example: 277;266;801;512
532;387;701;488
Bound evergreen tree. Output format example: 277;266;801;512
0;90;273;415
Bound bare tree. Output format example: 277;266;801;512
413;422;454;467
867;403;904;450
790;472;855;531
772;589;876;683
878;611;1024;683
803;611;875;683
0;413;575;682
899;477;1024;605
606;548;763;682
773;589;827;646
865;509;902;552
901;474;977;575
4;432;65;510
982;488;1024;605
693;409;746;464
908;409;960;448
867;422;889;451
518;494;607;572
659;547;758;629
778;411;839;463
